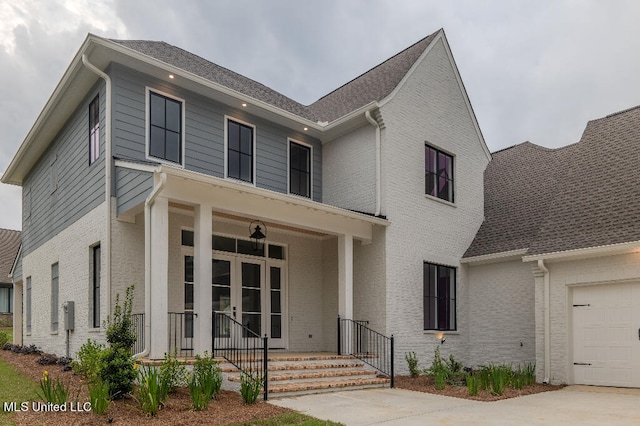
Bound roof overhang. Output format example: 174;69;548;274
116;160;389;242
461;249;528;265
522;240;640;263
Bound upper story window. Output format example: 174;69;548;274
89;95;100;164
425;144;454;203
288;140;311;198
423;262;456;331
148;89;183;165
226;118;255;183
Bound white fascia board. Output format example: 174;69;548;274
8;244;22;280
460;249;528;265
114;159;160;174
522;240;640;262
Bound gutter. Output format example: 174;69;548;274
133;171;166;359
82;54;112;328
365;110;382;217
537;259;550;384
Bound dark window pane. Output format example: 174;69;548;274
228;150;240;179
271;315;282;338
184;283;193;310
184;256;194;282
237;239;265;256
241;262;261;288
165;130;181;163
212;286;231;312
150;93;165;128
243;288;261;312
299;172;309;197
212;260;231;286
291;144;300;169
181;230;194;247
242;314;261;337
149;126;165;158
424;262;456;331
185;312;194;338
213;236;236;253
271;291;281;313
240;125;252;154
165;99;181;132
290;170;300;195
270;267;281;289
228;121;239;151
214;314;230;337
269;245;284;260
240;153;252;182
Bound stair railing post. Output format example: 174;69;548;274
390;334;395;388
263;334;268;401
337;315;341;355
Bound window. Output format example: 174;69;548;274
0;287;12;313
226;119;254;183
92;245;101;328
289;140;311;198
184;256;194;338
425;144;454;203
51;263;59;332
89;95;100;164
26;277;31;334
148;90;183;164
423;262;456;331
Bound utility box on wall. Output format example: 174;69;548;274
63;301;75;331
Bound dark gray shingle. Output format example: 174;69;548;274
0;229;20;283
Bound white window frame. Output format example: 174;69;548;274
90;243;101;329
51;262;59;334
145;87;186;167
26;276;32;335
287;138;313;199
424;142;456;206
224;115;257;186
89;94;100;165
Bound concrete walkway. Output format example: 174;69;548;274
271;386;640;425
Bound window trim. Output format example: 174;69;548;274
424;143;455;204
423;261;457;332
224;116;257;186
145;87;186;167
91;244;101;329
89;94;100;165
287;138;313;199
51;262;59;333
26;276;32;335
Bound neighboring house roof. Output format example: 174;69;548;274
465;105;640;258
110;30;439;124
0;229;21;283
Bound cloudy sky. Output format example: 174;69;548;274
1;0;639;230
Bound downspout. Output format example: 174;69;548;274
365;110;381;216
537;259;550;384
133;171;166;359
82;54;112;328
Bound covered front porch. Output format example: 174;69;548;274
115;160;388;363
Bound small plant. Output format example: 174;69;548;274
0;330;9;347
37;371;70;404
188;373;207;411
522;362;536;385
447;354;463;375
193;352;222;400
466;373;479;396
490;365;510;396
240;372;264;404
433;369;447;390
104;286;136;350
160;349;187;393
136;364;167;416
477;366;491;391
425;346;447;377
405;352;420;378
88;380;110;415
71;339;105;381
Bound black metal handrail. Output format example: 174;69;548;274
131;313;145;355
338;316;394;387
213;312;268;400
168;312;195;357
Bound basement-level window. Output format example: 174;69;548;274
425;144;454;203
423;262;456;331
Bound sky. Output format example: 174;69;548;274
1;0;639;230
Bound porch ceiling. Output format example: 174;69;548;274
143;165;388;242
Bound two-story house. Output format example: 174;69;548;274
2;29;489;372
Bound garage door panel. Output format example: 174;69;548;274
572;282;640;388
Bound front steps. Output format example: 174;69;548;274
223;353;390;398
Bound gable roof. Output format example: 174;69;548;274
0;229;21;283
464;105;640;258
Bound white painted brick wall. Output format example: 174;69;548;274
22;201;107;356
379;38;489;373
467;260;535;367
353;226;387;333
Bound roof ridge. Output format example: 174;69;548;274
604;104;640;118
0;228;20;233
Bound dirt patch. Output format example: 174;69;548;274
0;349;291;425
395;375;564;401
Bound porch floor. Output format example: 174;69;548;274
137;352;348;366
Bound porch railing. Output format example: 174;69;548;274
168;312;195;357
337;316;394;387
213;312;268;400
130;313;145;355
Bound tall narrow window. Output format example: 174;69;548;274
289;140;311;198
89;95;100;164
149;90;183;164
51;263;59;332
184;256;194;338
0;287;12;313
423;262;456;331
425;144;454;203
26;277;31;334
226;119;254;183
92;245;101;328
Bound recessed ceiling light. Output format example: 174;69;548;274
169;74;174;79
304;127;308;131
242;103;247;107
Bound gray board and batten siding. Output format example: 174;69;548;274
110;63;322;206
21;81;107;257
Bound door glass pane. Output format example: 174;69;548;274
271;291;281;313
270;267;281;289
212;260;230;285
243;288;261;312
212;286;231;312
184;283;194;310
243;313;261;337
184;256;193;282
271;315;281;339
214;313;230;338
241;263;261;287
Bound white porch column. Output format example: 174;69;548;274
149;196;169;359
338;234;354;320
194;203;213;355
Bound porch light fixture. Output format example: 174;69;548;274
249;220;267;251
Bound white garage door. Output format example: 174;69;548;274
572;282;640;387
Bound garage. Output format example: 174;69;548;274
572;282;640;387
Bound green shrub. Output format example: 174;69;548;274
88;379;110;415
136;364;167;416
188;373;207;411
240;372;264;404
160;349;187;393
404;352;420;378
193;352;222;401
425;346;447;377
434;369;447;390
447;354;463;375
37;370;70;404
104;286;136;350
0;330;9;347
466;373;479;396
72;339;105;381
99;346;136;399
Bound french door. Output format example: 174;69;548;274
212;254;286;349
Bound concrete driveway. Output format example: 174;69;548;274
271;386;640;425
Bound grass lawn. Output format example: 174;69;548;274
0;358;40;426
230;412;342;425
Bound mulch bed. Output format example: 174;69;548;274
0;349;291;425
394;375;564;401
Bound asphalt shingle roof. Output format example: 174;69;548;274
110;30;439;123
464;105;640;258
0;229;20;283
